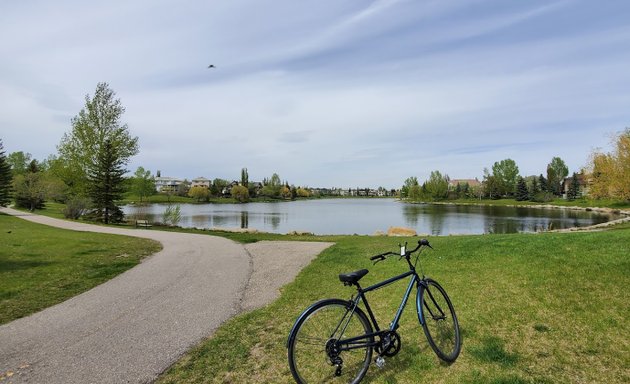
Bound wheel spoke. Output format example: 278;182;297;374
288;301;373;383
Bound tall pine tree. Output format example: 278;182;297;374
88;140;125;223
538;174;548;193
0;139;13;207
515;177;529;201
567;172;580;201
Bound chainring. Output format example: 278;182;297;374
376;331;401;357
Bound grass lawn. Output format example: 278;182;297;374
158;229;630;383
0;213;162;325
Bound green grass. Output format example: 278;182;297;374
0;213;162;325
158;229;630;384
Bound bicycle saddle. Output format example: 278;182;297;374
339;269;369;284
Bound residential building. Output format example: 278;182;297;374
191;177;211;189
448;178;481;190
562;174;590;199
155;176;184;192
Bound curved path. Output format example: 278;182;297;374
0;208;332;383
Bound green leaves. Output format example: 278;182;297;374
57;82;138;196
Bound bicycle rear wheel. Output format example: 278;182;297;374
417;279;461;363
287;299;373;384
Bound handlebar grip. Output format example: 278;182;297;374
370;254;384;261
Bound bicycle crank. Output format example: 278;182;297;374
376;331;402;358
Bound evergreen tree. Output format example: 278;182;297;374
515;177;529;201
529;177;540;200
538;174;548;192
87;140;125;223
567;172;580;200
0;140;13;207
57;82;138;196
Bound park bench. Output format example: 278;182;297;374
135;219;152;228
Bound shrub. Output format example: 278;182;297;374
63;196;92;219
531;191;554;203
162;204;182;226
231;185;249;203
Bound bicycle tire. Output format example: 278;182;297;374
417;279;461;363
287;298;373;384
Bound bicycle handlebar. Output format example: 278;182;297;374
369;239;432;264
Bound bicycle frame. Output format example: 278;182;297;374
335;270;428;352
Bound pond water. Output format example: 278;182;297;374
122;198;620;235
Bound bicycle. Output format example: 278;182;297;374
287;239;461;384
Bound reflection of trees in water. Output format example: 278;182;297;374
264;213;282;230
484;218;523;234
191;215;210;228
402;204;424;227
428;206;446;235
240;211;249;229
212;215;229;227
402;204;447;235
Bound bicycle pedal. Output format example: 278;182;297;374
375;356;385;369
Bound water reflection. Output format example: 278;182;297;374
240;211;248;229
264;213;282;230
122;199;619;235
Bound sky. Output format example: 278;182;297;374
1;0;629;188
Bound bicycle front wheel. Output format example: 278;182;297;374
287;298;373;384
417;279;461;363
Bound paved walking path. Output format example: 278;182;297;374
0;208;332;383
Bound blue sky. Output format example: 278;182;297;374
1;0;629;188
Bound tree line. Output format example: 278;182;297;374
1;82;628;218
0;82;316;222
401;129;630;203
186;168;311;203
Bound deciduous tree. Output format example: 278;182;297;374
231;185;249;202
132;167;155;202
426;170;448;200
7;151;31;176
546;157;569;196
188;186;210;202
589;128;630;200
57;82;138;196
402;176;419;199
492;159;519;197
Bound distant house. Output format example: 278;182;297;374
191;177;211;189
448;178;481;190
155;176;184;192
562;174;590;199
222;181;240;196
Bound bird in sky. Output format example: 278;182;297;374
208;64;215;68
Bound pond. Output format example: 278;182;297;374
122;198;621;236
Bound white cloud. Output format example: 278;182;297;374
1;0;629;187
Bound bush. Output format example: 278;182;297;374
162;204;182;226
231;185;249;203
531;191;554;203
63;196;92;219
